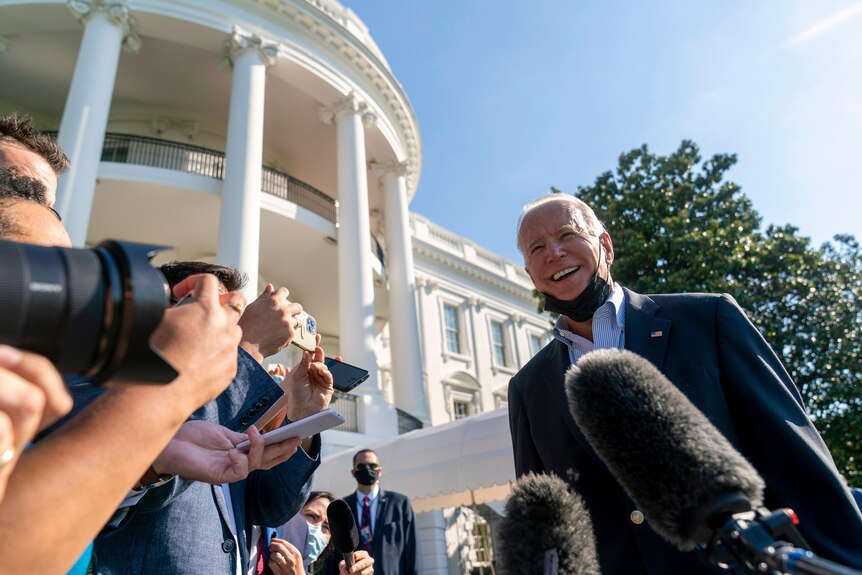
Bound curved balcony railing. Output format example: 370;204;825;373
97;133;338;223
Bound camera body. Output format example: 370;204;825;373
0;238;177;384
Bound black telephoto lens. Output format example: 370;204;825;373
0;238;178;384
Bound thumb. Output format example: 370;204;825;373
263;283;275;295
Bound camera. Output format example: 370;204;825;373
0;238;178;384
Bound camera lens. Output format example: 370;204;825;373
0;239;178;384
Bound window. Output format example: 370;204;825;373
452;399;471;420
529;333;543;356
471;519;492;565
443;304;461;354
490;320;508;367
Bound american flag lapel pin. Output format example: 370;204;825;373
650;330;663;338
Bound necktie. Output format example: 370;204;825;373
256;533;272;575
360;496;373;554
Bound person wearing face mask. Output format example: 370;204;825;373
320;450;415;575
508;193;862;575
268;491;374;575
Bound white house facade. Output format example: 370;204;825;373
0;1;550;572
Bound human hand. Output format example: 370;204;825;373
268;537;305;575
238;284;302;363
0;346;72;499
284;335;334;422
152;420;301;484
147;274;244;409
339;550;375;575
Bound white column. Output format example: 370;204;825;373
320;93;380;393
216;28;278;302
373;161;429;423
55;0;140;246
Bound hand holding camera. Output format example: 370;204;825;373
148;274;245;410
238;284;303;363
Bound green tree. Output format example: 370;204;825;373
553;140;862;480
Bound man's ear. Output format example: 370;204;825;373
600;232;614;267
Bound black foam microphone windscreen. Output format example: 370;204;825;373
327;498;359;567
565;349;765;551
498;472;601;575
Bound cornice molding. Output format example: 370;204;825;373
414;241;539;304
245;0;421;195
68;0;141;52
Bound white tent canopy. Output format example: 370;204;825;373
313;408;515;513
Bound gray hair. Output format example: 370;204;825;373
516;193;605;259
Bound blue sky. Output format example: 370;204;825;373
345;1;862;264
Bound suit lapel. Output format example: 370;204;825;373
541;341;606;468
373;488;388;549
623;288;671;371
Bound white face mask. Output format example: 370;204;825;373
306;522;329;563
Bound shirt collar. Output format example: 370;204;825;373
553;283;626;340
355;483;380;502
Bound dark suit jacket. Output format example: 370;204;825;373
508;290;862;575
325;488;417;575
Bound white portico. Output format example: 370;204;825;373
0;0;427;436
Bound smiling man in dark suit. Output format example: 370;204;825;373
329;448;416;575
508;193;862;575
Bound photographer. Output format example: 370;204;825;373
0;178;248;574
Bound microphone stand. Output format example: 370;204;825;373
703;507;862;575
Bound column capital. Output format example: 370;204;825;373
221;26;280;69
68;0;141;52
319;92;377;126
369;160;412;179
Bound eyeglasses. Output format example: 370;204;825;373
354;463;379;471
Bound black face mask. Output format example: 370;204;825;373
354;467;379;486
541;244;611;322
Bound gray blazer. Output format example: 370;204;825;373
62;349;319;575
508;290;862;574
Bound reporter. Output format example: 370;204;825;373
0;184;245;574
269;492;375;575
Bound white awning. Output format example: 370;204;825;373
313;408;515;513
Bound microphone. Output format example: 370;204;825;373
498;472;600;575
565;349;861;575
326;498;359;569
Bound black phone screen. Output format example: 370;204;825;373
325;358;370;392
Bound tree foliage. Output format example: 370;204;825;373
554;140;862;480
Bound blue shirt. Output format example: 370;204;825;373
552;284;626;365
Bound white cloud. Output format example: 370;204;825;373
783;2;862;48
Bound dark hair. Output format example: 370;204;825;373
0;114;69;175
0;166;49;205
0;168;54;237
158;261;247;294
305;490;336;507
352;448;379;467
0;197;24;238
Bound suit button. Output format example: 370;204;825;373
240;417;251;426
254;401;265;409
247;408;258;417
261;395;271;403
630;510;645;525
222;539;235;553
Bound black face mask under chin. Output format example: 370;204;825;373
542;245;611;322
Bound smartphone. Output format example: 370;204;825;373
325;357;370;393
290;311;317;353
236;408;345;452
